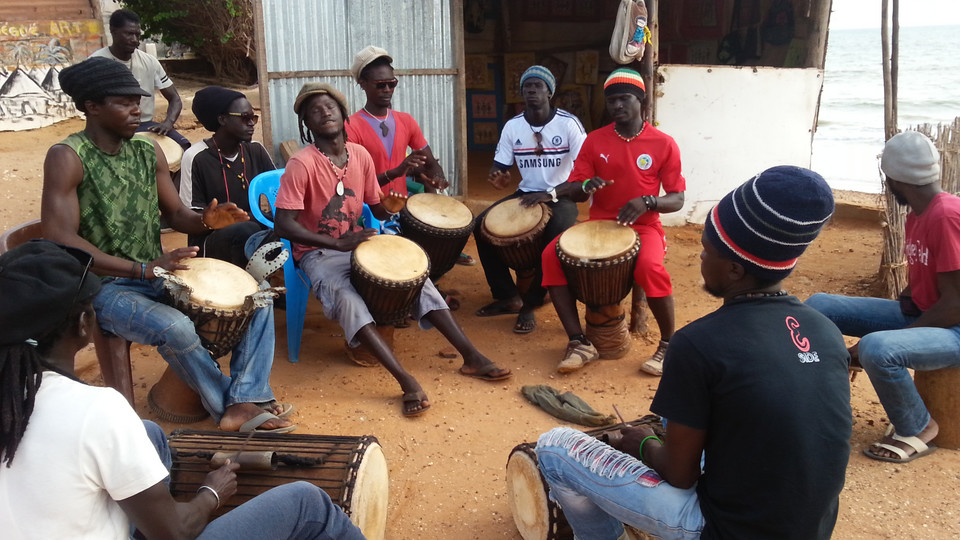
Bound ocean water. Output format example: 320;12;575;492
812;25;960;193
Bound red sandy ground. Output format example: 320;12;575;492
1;78;957;539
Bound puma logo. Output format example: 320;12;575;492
600;153;610;163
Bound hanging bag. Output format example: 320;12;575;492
609;0;649;65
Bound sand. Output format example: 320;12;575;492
1;77;958;539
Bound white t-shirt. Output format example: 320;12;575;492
0;372;168;539
493;108;587;192
91;47;173;122
179;139;210;207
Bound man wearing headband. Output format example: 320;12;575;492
536;167;851;540
179;86;276;266
91;9;189;149
473;65;587;335
808;131;960;463
0;241;363;539
275;82;511;417
540;68;684;375
41;56;294;434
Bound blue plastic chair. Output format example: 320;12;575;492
248;169;309;362
248;169;381;363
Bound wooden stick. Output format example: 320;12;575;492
612;404;627;427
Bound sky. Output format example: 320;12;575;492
831;0;960;29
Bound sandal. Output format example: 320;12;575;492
863;426;938;463
513;312;536;334
402;391;431;417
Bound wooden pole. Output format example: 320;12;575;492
879;0;907;299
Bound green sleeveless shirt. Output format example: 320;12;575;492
60;133;163;262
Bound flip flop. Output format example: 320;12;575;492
238;411;297;433
457;253;477;266
402;391;431;417
459;363;513;381
863;427;938;463
259;401;296;418
475;300;521;317
513;312;536;334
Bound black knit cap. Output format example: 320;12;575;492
193;86;246;132
703;166;834;282
0;240;101;346
59;56;149;110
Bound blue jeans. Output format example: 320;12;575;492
806;293;960;436
94;278;276;422
142;422;364;540
536;427;704;540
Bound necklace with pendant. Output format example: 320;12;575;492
614;122;646;142
317;145;349;195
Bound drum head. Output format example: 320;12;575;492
507;447;555;540
349;442;389;540
484;198;545;238
405;193;474;230
134;132;184;172
558;221;638;261
353;235;429;282
172;258;259;310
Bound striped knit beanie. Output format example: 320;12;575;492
520;65;556;95
604;68;645;99
704;166;834;282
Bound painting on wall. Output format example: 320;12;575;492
537;55;567;89
465;54;494;90
471;94;497;119
575;50;598;85
472;122;499;145
555;84;591;131
504;52;536;103
0;19;104;131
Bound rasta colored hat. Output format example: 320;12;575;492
604;68;646;99
520;65;556;95
59;56;149;110
880;131;941;186
0;240;101;345
351;45;393;82
293;82;349;116
193;86;246;132
704;166;834;282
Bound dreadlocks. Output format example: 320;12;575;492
297;93;349;145
0;303;87;467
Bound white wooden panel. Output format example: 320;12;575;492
656;65;824;225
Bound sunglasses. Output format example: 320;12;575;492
533;131;544;156
374;79;399;90
226;112;260;124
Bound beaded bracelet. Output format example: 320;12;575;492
200;215;214;231
197;485;220;509
639;435;663;463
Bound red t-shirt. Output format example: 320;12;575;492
275;142;381;261
346;110;428;196
567;122;685;226
904;191;960;311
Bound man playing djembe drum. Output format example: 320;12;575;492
473;65;587;334
0;241;365;540
536;167;851;540
539;68;683;375
274;82;512;418
40;57;295;433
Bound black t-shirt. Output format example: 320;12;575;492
651;295;851;540
189;140;275;213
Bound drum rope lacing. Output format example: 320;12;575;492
174;450;326;467
210;138;248;200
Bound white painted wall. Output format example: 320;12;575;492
655;65;824;225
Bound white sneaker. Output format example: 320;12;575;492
640;340;669;376
557;340;599;373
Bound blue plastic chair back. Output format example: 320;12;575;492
248;168;310;363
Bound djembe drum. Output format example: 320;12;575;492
506;416;664;540
399;193;475;280
480;198;552;271
168;430;389;540
152;258;283;422
134;131;184;173
557;221;640;359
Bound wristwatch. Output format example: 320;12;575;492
547;188;558;203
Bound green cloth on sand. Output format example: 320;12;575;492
521;384;617;427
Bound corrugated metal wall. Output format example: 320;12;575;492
257;0;463;193
0;0;94;21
